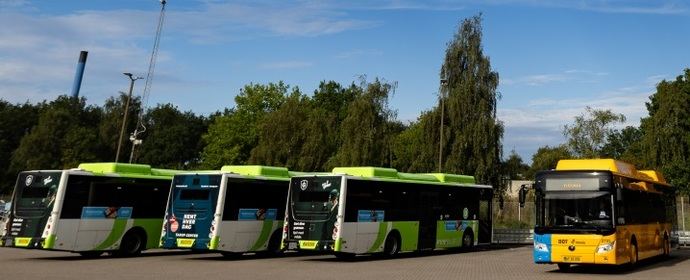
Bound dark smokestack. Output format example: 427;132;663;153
70;51;88;98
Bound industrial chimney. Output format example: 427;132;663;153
70;51;88;98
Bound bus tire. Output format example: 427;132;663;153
629;241;638;267
461;229;474;249
261;230;283;256
383;232;401;257
557;263;571;272
663;234;671;257
79;251;103;258
117;229;146;257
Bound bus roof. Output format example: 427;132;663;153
330;167;478;185
220;165;307;180
555;159;670;187
76;162;179;179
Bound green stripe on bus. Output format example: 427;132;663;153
133;219;164;249
94;219;129;250
367;222;389;253
209;236;220;250
250;220;276;251
392;221;419;251
43;234;56;249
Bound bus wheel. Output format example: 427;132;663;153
117;230;145;257
629;242;638;266
78;251;103;258
663;236;671;257
262;230;283;256
462;229;474;249
383;233;401;257
557;263;571;272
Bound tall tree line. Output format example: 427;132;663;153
1;14;507;195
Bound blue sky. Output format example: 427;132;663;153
1;0;689;163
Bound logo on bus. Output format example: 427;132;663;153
25;175;33;186
300;180;308;191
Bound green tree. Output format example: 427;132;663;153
525;145;572;180
600;126;644;166
439;14;503;189
502;149;529;180
201;82;289;168
249;91;310;169
563;106;626;158
135;104;208;169
10;96;103;174
392;111;439;173
329;78;399;168
99;92;142;162
0;100;42;193
639;69;690;194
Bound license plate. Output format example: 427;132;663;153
15;238;31;247
299;240;318;249
177;238;195;248
563;255;581;262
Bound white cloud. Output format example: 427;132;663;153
503;69;608;86
500;78;662;161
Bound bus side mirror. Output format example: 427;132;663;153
519;185;529;208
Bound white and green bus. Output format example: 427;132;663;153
160;165;301;257
282;167;493;258
1;163;178;257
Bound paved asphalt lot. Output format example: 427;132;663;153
0;245;689;280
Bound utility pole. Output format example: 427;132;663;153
115;73;141;163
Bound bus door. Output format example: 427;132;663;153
419;191;439;249
163;174;220;249
478;189;492;244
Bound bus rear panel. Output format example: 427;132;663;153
2;171;62;248
161;174;221;250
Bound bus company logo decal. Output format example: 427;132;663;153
25;175;33;186
300;180;308;191
43;176;53;186
321;180;331;189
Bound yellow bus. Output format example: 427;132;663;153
520;159;676;271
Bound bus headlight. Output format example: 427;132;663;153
534;241;549;252
597;241;615;253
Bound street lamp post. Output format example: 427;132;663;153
115;73;142;163
438;71;448;172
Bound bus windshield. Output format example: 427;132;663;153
543;192;613;230
14;172;61;218
290;176;341;222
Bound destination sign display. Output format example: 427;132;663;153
545;177;600;191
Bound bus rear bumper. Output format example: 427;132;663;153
2;236;46;249
283;239;334;251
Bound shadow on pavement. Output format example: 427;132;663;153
30;249;207;261
546;249;690;275
302;244;530;263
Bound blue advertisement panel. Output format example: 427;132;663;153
81;207;132;220
444;220;470;231
357;210;385;222
238;208;277;221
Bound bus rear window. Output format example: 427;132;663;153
21;187;50;199
179;189;210;200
